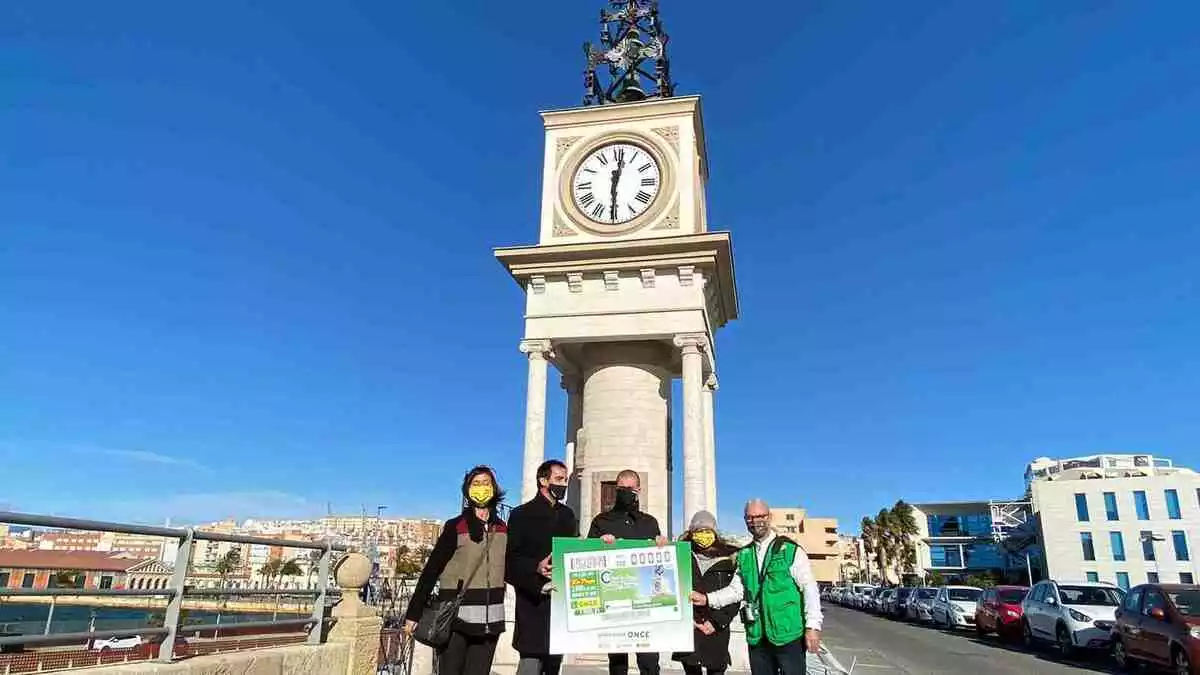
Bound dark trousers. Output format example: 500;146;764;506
437;631;499;675
748;639;806;675
683;665;726;675
608;652;661;675
516;654;563;675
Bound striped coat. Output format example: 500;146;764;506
405;513;508;637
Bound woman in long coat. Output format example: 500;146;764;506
673;511;740;675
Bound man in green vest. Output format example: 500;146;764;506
690;499;823;675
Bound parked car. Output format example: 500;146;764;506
90;635;143;652
850;584;875;609
877;588;896;614
907;587;939;622
1021;579;1125;657
931;585;983;629
1112;583;1200;674
889;587;916;619
975;585;1028;640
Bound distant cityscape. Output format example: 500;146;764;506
0;515;442;592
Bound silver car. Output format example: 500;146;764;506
907;586;939;622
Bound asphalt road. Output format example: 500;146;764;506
821;605;1120;675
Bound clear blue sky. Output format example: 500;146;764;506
3;2;1198;534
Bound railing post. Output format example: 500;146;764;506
158;527;194;662
42;596;56;635
307;541;332;646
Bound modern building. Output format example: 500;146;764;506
769;507;841;584
1028;453;1200;589
911;501;1013;583
37;530;165;558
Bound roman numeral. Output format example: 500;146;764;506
591;203;605;219
616;148;625;163
641;177;657;187
583;168;596;174
597;153;609;166
576;182;592;191
631;151;639;164
635;191;652;204
580;193;596;208
628;204;639;216
638;163;652;173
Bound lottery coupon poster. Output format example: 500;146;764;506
549;537;694;654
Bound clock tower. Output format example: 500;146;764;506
495;0;738;535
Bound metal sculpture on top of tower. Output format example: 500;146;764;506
583;0;676;106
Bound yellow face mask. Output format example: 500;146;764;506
468;484;494;506
692;529;716;549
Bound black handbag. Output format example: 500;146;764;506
413;536;492;648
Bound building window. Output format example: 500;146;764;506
1111;532;1126;562
1134;491;1150;520
0;573;8;588
1075;494;1090;522
1147;572;1160;583
1141;531;1157;561
21;573;34;588
929;544;964;568
1081;533;1096;561
1166;490;1182;520
1086;571;1100;583
99;576;113;589
1172;530;1190;561
785;514;795;521
1182;572;1195;584
1104;492;1119;520
1116;572;1130;590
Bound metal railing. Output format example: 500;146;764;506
0;511;348;662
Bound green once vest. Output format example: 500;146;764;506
736;539;805;646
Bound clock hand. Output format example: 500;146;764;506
609;154;625;222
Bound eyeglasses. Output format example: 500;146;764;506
744;514;770;522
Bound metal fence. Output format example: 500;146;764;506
0;511;348;663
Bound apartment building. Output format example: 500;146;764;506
37;530;164;558
769;507;841;584
1029;454;1200;589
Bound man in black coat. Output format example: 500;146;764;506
505;459;579;675
586;469;669;675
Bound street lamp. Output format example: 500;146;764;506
1141;532;1166;582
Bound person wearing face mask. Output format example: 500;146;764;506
404;466;509;675
505;460;579;675
690;499;822;675
672;511;739;675
586;469;669;675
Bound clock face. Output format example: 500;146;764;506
570;142;662;225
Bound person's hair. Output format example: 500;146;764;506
616;469;641;486
536;460;568;484
461;465;505;507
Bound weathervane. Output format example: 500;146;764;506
583;0;676;105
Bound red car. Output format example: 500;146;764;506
1112;583;1200;674
975;585;1029;640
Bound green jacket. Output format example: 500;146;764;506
735;539;805;646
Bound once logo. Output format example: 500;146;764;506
626;631;651;639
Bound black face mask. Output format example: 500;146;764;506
613;487;639;513
548;484;568;502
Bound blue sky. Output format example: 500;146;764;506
2;2;1198;534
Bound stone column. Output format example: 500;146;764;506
703;374;718;516
674;334;708;526
327;552;382;675
520;339;553;503
563;374;584;515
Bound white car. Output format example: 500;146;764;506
90;635;143;652
907;586;939;622
931;585;983;629
850;583;875;609
1021;580;1124;656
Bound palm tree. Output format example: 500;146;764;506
279;559;303;589
214;549;242;587
890;500;919;580
859;517;876;583
259;557;283;588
